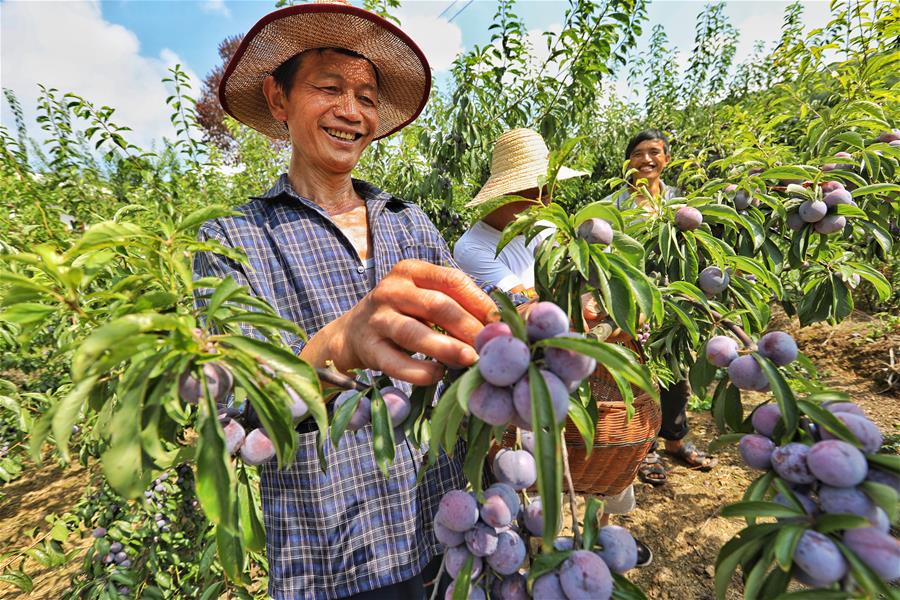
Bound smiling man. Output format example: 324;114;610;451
194;3;498;598
609;128;678;211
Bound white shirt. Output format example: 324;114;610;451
453;220;554;291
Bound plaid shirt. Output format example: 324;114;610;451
193;174;467;599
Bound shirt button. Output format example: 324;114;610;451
357;265;365;273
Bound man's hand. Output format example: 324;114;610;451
301;260;497;386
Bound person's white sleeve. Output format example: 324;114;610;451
453;237;524;292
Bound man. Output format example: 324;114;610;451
608;129;717;485
195;3;496;598
453;128;587;296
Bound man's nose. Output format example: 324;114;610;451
333;92;362;122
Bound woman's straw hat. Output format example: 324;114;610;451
467;129;589;207
219;0;430;141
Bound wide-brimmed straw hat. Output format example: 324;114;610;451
467;129;589;207
219;0;430;141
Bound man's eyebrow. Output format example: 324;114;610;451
310;71;378;94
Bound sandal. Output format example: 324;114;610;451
665;441;718;471
638;452;668;486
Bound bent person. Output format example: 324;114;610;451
194;3;496;598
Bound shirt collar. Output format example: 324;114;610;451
253;173;401;222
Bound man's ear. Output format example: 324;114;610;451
261;76;288;122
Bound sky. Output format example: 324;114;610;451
0;0;833;150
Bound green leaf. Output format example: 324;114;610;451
177;206;239;234
490;290;528;343
0;570;33;593
813;513;871;534
73;313;180;380
860;480;899;523
330;390;363;447
759;166;816;181
195;393;236;528
566;398;595;457
452;553;474;600
612;572;648;599
0;302;56;324
865;453;900;474
721;501;805;520
772;525;804;570
462;418;492;494
582;496;605;550
456;367;484;413
707;433;745;453
215;518;247;584
849;182;900;196
795;400;857;446
715;533;769;600
529;363;562;552
370;387;396;478
753;355;797;443
50;376;98;462
836;539;895;598
237;467;266;552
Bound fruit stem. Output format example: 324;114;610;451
561;435;581;547
315;367;369;391
428;556;446;600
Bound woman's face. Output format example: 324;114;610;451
627;139;669;182
264;50;380;176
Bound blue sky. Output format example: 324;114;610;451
1;1;832;149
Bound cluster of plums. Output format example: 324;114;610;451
332;385;412;433
706;330;798;392
467;302;596;430
786;181;855;235
724;184;759;210
91;525;133;595
738;401;899;586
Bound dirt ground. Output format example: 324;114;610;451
1;311;897;599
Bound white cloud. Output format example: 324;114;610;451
396;10;464;73
200;0;231;18
1;0;202;151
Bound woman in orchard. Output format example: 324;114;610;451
607;129;718;484
193;2;499;598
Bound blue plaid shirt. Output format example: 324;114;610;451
193;175;467;599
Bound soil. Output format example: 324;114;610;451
1;311;897;599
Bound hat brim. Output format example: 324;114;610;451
466;165;589;208
219;4;430;141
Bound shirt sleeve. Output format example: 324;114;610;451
453;236;524;292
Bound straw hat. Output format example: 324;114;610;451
219;0;430;141
466;129;589;208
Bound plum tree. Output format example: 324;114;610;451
240;428;275;466
728;355;769;391
437;490;480;532
468;382;515;427
533;572;566;598
434;519;465;547
559;550;613;600
706;336;739;368
512;369;570;427
577;218;613;246
771;443;816;484
223;419;246;455
334;390;371;432
493;449;537;490
595;525;638;573
475;322;513;352
842;527;900;581
379;386;411;427
792;530;848;585
739;434;776;470
799;199;827;223
465;522;499;557
675;206;703;231
522;498;544;536
822;151;854;172
478;336;531;386
820;412;883;453
757;331;798;366
698;266;730;296
179;361;233;406
814;215;846;235
751;403;781;438
486;530;526;575
482;483;519;527
807;440;867;487
526;301;570;341
545;344;596;385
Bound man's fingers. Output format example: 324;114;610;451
365;339;447;387
386;315;478;369
391;287;486;345
398;260;497;326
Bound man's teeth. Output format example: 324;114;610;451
325;128;355;141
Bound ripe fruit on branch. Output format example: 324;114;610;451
179;361;234;406
842;527;900;581
445;545;483;579
734;190;752;210
223;419;246;455
474;322;512;352
792;530;848;586
526;301;569;341
675;206;703;231
698;266;730;296
751;403;781;438
706;336;739;368
492;449;537;490
559;550;613;600
756;331;798;366
786;212;805;231
727;355;769;391
770;443;816;484
436;490;479;532
478;336;530;386
819;181;844;194
512;369;570;427
486;530;527;575
820;412;883;453
806;439;867;487
798;199;827;223
468;382;515;427
545;343;597;384
813;215;846;235
739;434;776;470
379;386;411;427
823;188;854;208
595;526;638;573
240;428;275;465
576;218;613;246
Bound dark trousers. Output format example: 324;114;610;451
658;380;690;441
349;555;449;600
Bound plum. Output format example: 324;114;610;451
757;331;798;366
675;206;703;231
285;385;309;422
595;525;638;573
526;302;570;341
842;527;900;581
437;490;479;532
820;412;882;454
877;129;900;143
522;498;544;536
512;369;570;427
866;467;900;494
434;518;465;547
807;440;867;487
553;537;576;551
823;188;854;208
465;522;499;557
498;573;529;600
792;530;847;585
814;215;846;235
771;443;816;485
468;382;515;427
786;212;806;231
179;362;234;406
891;139;900;147
520;430;536;455
482;483;520;526
870;507;891;533
475;322;512;353
377;386;411;427
698;266;730;296
479;494;512;529
486;530;526;575
533;572;566;598
728;355;769;391
734;190;752;210
559;550;613;600
445;581;486;600
92;527;107;538
818;485;875;517
751;403;781;438
109;542;123;553
739;434;776;470
799;200;827;223
819;181;844;194
577;218;613;246
545;344;596;385
240;428;275;466
493;450;537;490
478;336;531;387
223;419;246;455
334;390;371;432
824;401;866;418
706;336;739;368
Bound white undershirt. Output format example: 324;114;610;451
453;220;555;291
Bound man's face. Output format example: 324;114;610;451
627;139;669;182
266;50;379;175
